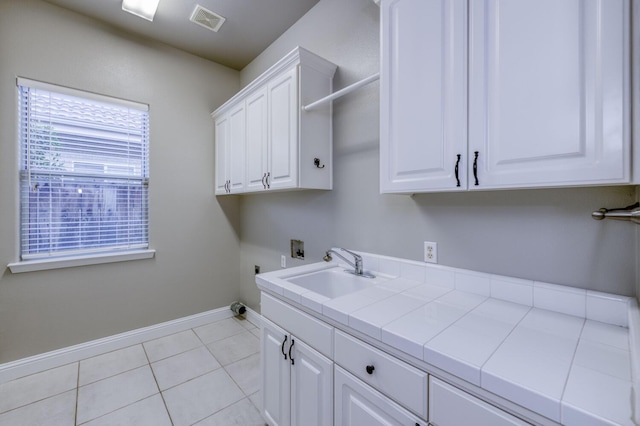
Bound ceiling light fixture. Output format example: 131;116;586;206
122;0;160;22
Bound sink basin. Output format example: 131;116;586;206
286;268;379;298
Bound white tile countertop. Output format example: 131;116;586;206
256;250;638;426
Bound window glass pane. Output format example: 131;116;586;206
18;80;149;259
21;176;148;257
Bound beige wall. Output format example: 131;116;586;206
237;0;637;312
0;0;242;363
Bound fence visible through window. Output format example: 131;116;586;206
18;78;149;260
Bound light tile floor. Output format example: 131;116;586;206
0;316;266;426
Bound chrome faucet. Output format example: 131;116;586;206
323;248;375;278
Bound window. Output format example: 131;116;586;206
17;78;150;261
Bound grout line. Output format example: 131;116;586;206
141;342;175;425
75;362;80;426
0;363;79;416
77;346;149;388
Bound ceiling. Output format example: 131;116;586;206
43;0;320;70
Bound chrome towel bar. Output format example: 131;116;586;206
592;202;640;224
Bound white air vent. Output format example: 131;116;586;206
189;4;226;32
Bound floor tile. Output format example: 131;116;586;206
194;318;247;344
79;345;148;386
233;316;258;331
0;389;76;426
76;365;159;424
143;330;202;362
162;368;245;426
194;397;265;426
82;394;172;426
207;331;259;366
249;390;262;411
151;346;221;390
0;363;78;414
225;353;261;395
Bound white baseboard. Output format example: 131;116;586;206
0;306;262;384
245;307;263;328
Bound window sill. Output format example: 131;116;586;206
7;249;156;274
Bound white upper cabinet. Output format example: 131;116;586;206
214;114;229;194
214;102;246;194
267;67;299;190
212;47;337;195
245;87;269;192
380;0;630;193
380;0;468;192
468;0;630;189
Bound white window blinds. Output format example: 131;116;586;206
18;78;150;260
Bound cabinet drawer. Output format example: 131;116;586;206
334;330;428;418
261;292;333;358
335;366;426;426
429;377;529;426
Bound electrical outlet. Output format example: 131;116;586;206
424;241;438;264
281;255;286;268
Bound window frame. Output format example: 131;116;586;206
9;78;155;273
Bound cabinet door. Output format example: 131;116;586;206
335;366;426;426
380;0;467;193
468;0;629;189
214;114;229;194
429;377;529;426
262;319;291;426
246;87;269;192
290;338;333;426
268;66;299;190
228;102;246;193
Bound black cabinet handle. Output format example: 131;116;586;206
289;338;295;365
454;154;461;187
281;335;288;360
261;173;267;189
266;172;271;189
473;151;479;186
366;365;375;375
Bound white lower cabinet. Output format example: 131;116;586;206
260;291;531;426
334;330;428;419
429;377;529;426
261;317;333;426
335;366;425;426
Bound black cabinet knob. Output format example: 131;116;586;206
365;365;375;374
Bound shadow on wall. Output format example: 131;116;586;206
409;185;636;295
216;195;242;239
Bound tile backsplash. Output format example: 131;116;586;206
355;249;631;327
